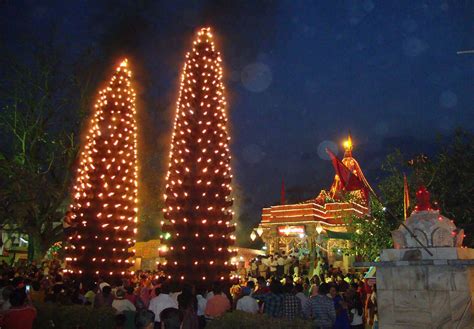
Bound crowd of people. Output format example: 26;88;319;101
0;256;378;329
244;250;329;279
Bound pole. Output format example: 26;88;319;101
367;188;433;256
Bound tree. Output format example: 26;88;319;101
0;43;89;261
378;129;474;246
342;199;395;261
64;59;138;278
161;27;235;283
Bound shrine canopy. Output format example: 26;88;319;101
261;134;372;227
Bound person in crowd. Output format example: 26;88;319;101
253;279;283;318
1;286;14;311
84;281;97;306
330;284;350;329
112;288;136;314
29;280;44;303
204;282;231;320
269;256;278;278
178;284;198;329
304;283;336;329
0;289;37;329
295;283;308;309
250;259;258;277
370;284;378;329
125;285;137;306
348;285;364;329
236;286;258;314
258;259;267;278
160;307;183;329
277;253;285;277
94;284;114;308
149;284;178;326
254;276;269;295
135;309;156;329
195;285;207;329
281;282;302;319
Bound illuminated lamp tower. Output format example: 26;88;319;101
65;59;138;278
161;27;235;283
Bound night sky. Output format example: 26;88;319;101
2;1;473;244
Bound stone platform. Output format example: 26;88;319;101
374;247;474;329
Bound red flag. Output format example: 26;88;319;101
403;174;410;220
326;148;365;191
281;177;286;205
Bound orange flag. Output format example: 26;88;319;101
403;173;410;220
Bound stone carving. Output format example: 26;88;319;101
391;186;464;248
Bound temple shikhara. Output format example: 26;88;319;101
258;135;372;271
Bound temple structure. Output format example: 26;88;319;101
257;135;372;271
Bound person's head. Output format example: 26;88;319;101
102;285;112;296
160;283;170;295
11;277;24;288
212;282;222;295
126;286;134;295
32;280;41;292
160;307;183;329
115;313;126;329
55;274;63;283
295;283;304;293
310;284;319;297
256;276;266;287
283;283;294;294
2;285;14;301
318;283;330;296
10;288;27;307
135;309;155;329
241;287;251;296
116;288;126;299
329;285;337;298
311;275;320;285
246;280;255;291
269;279;282;294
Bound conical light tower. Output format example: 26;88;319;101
161;27;235;283
65;59;138;278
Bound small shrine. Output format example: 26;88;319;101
257;135;372;271
374;185;474;328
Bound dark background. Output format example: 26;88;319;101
2;0;473;245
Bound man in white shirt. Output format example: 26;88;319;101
269;256;278;277
148;284;178;324
236;287;258;314
112;288;136;314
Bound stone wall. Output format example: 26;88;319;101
376;248;474;329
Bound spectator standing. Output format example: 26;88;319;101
148;285;178;326
330;285;350;329
160;307;184;329
195;286;207;329
281;283;302;320
269;257;278;278
94;285;114;308
253;279;283;318
0;289;37;329
295;283;308;306
204;283;231;319
304;283;336;329
178;285;198;329
112;288;136;314
236;287;258;314
135;309;155;329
